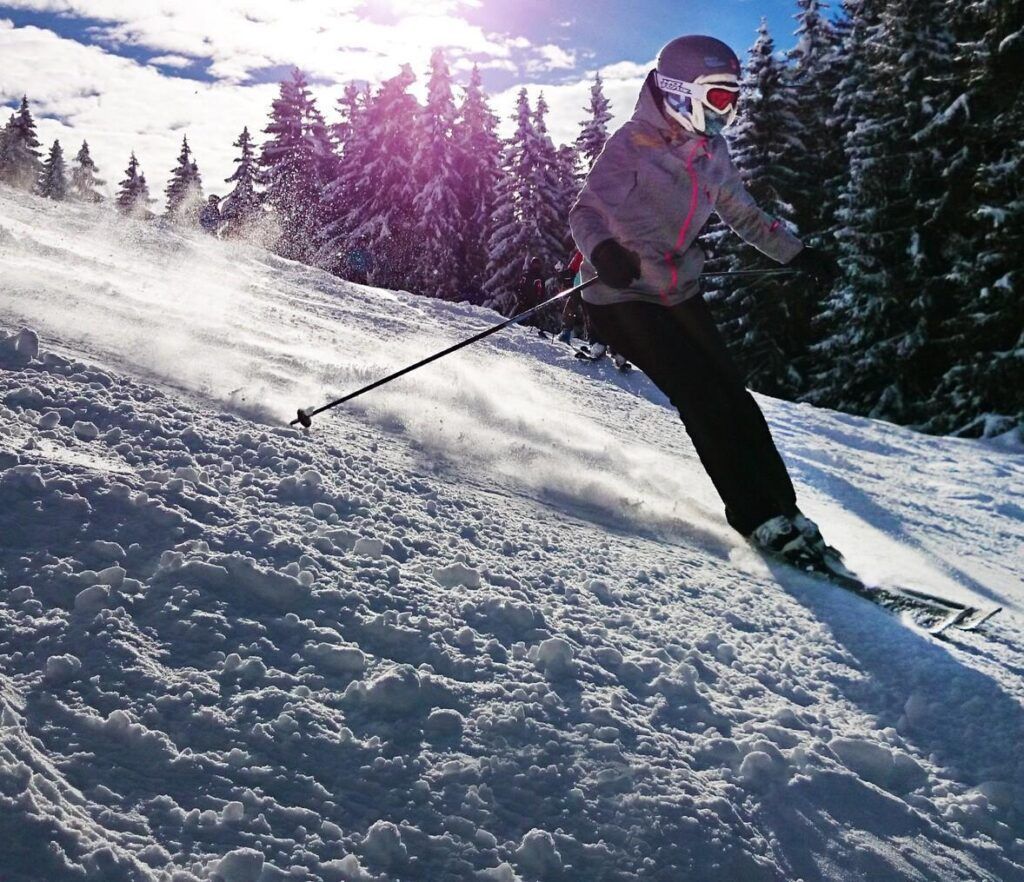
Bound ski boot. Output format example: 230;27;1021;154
793;511;846;565
750;515;829;573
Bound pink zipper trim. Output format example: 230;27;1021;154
662;138;709;304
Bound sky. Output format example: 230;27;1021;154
0;1;810;196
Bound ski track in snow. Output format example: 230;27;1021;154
1;187;1023;882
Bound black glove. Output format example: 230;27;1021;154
591;238;642;289
788;246;840;286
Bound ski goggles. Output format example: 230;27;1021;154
656;72;739;115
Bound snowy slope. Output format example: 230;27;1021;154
1;186;1023;882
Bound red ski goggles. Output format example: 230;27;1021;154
656;72;739;115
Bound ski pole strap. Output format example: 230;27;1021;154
292;276;600;427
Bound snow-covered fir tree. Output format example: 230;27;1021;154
554;143;582;245
0;116;15;182
807;0;959;424
801;0;881;399
0;97;43;191
926;0;1024;435
786;0;844;240
452;65;502;300
343;65;420;291
529;93;570;268
710;20;808;398
481;158;522;314
305;99;338;231
483;90;544;311
116;152;151;217
165;136;204;222
482;88;571;313
315;83;370;276
71;140;104;202
412;49;463;300
37;139;68;200
576;72;613;170
260;69;331;262
221;127;263;231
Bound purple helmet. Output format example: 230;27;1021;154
655;35;741;134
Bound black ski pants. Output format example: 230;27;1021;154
584;295;798;536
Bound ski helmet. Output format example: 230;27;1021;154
655;35;741;135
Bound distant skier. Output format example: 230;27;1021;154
570;35;840;568
516;255;550;328
199;195;223;235
346;242;374;285
556;250;586;343
555;250;627;367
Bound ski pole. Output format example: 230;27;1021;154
700;268;801;278
292;276;600;428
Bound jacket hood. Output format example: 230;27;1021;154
631;70;703;141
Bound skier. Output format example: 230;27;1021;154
199;194;223;235
556;250;586;343
515;255;550;329
346;242;374;285
569;35;840;569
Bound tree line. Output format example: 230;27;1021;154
1;0;1020;437
0;99;263;231
707;0;1022;438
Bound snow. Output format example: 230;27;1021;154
1;186;1023;881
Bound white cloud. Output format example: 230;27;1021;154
537;44;576;70
0;11;652;202
148;55;196;69
0;0;516;85
0;23;278;198
597;59;654;80
491;60;651;148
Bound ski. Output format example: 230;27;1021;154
544;329;632;371
770;551;1001;636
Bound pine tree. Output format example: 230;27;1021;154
710;20;807;397
165;135;204;222
116;152;151;216
412;49;463;300
530;93;572;267
801;0;881;402
315;83;370;276
71;140;104;202
576;72;613;170
0;116;15;180
221;127;263;230
260;69;331;262
925;0;1024;435
481;157;524;314
343;65;420;291
555;143;581;209
484;90;546;311
0;97;43;191
37;139;68;200
452;65;502;300
305;99;338;234
807;0;960;424
786;0;844;241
